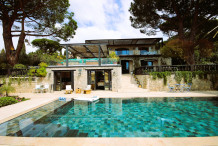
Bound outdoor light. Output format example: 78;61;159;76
113;71;116;76
78;69;82;76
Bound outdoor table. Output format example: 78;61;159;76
175;84;185;92
174;84;181;92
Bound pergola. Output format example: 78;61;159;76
60;38;163;66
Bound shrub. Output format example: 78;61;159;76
36;62;48;77
0;84;15;96
28;67;36;76
13;64;27;69
0;97;18;107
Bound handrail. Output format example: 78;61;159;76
134;64;218;75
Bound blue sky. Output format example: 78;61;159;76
0;0;165;53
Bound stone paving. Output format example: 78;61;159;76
0;90;218;146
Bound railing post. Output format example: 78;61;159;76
66;45;69;67
98;45;101;66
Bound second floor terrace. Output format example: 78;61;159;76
52;38;163;67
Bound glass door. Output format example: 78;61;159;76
54;71;74;91
54;72;61;91
88;70;96;90
104;70;111;91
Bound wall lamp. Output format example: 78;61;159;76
78;69;82;76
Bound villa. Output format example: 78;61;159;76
46;38;169;92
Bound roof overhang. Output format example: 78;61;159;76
85;38;163;46
60;43;108;58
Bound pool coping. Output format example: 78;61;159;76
0;98;57;124
0;92;218;145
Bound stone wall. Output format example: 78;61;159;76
45;66;122;92
136;74;218;91
0;66;122;93
0;77;51;93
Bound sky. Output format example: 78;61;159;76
0;0;166;53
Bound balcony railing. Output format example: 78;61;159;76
54;58;118;67
134;64;218;75
115;50;159;56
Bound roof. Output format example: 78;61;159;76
85;38;163;46
61;38;162;58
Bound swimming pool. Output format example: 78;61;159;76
0;97;217;137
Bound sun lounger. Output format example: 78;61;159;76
83;85;91;94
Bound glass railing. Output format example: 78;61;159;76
115;50;159;55
115;50;134;55
52;58;118;67
101;58;118;65
140;51;158;55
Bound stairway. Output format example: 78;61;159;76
118;74;147;93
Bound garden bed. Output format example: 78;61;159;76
0;96;29;108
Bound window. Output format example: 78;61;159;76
140;60;153;66
115;48;129;55
139;47;149;55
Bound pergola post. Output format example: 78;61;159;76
66;45;69;67
98;45;101;66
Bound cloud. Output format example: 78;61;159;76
0;0;166;53
67;0;166;44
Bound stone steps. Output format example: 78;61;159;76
118;74;147;93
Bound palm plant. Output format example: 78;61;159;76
0;84;15;96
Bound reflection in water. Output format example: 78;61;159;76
111;98;122;115
74;101;89;115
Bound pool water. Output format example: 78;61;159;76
0;97;217;137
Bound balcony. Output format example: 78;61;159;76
115;50;160;56
52;58;118;67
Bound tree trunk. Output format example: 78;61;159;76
2;20;25;67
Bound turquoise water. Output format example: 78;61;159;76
0;97;217;137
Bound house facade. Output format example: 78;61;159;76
45;38;170;92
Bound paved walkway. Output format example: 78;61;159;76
0;90;218;146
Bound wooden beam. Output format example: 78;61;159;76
99;45;105;57
69;46;87;58
83;45;96;57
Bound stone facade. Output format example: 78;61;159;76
109;44;171;73
136;74;218;91
46;66;122;92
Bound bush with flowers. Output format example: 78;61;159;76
0;96;29;108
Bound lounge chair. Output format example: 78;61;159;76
168;84;175;92
42;84;49;93
34;85;42;93
84;85;91;94
65;85;73;94
183;83;192;92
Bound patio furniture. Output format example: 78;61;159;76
84;85;91;94
65;85;73;94
34;85;42;93
42;84;49;93
167;84;175;92
75;88;81;94
174;84;185;92
183;83;192;92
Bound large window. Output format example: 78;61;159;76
115;48;129;55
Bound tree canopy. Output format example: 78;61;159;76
31;38;62;54
0;0;77;66
129;0;218;65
